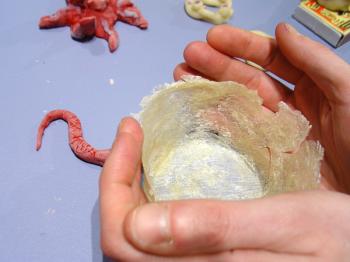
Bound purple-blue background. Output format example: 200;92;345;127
0;1;349;261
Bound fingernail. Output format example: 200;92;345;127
118;118;128;132
284;23;300;36
117;117;136;134
130;204;172;248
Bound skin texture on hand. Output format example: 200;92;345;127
99;23;350;261
174;23;350;193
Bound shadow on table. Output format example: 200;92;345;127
91;199;115;262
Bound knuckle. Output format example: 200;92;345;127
263;48;279;69
171;203;231;249
202;207;230;244
242;35;255;59
245;70;264;90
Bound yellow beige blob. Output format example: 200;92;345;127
185;0;233;24
138;77;323;201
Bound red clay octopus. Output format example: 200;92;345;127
39;0;148;52
36;110;110;166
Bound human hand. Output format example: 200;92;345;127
100;119;350;262
100;118;234;261
99;24;350;261
174;23;350;193
99;117;149;261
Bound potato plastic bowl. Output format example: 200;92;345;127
137;77;323;201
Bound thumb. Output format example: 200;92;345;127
275;23;350;104
123;191;340;256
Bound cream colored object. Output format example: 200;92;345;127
185;0;233;24
317;0;350;12
245;31;274;71
138;77;323;201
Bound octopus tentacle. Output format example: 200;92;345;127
36;110;110;166
99;19;120;51
39;6;82;29
39;0;148;53
117;0;149;29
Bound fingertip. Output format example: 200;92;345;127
275;22;350;103
118;117;140;132
173;63;204;81
207;24;230;43
101;119;143;187
275;22;289;35
275;22;284;37
183;41;207;63
124;203;171;253
173;63;186;81
207;25;251;51
276;22;303;40
117;117;143;143
276;22;328;52
103;117;143;174
275;22;315;70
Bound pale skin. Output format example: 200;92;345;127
99;23;350;261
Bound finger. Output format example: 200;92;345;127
98;120;300;261
124;191;342;256
276;23;350;105
100;117;143;188
206;24;303;84
182;41;291;111
99;117;144;260
99;120;265;261
173;63;207;81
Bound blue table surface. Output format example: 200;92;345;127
0;1;349;261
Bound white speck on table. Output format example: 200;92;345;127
109;78;115;86
54;196;62;202
46;208;56;215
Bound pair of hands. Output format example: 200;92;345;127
99;23;350;261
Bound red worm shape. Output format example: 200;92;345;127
36;110;110;166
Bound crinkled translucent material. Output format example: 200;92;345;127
138;77;324;201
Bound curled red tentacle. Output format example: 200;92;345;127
36;109;110;166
